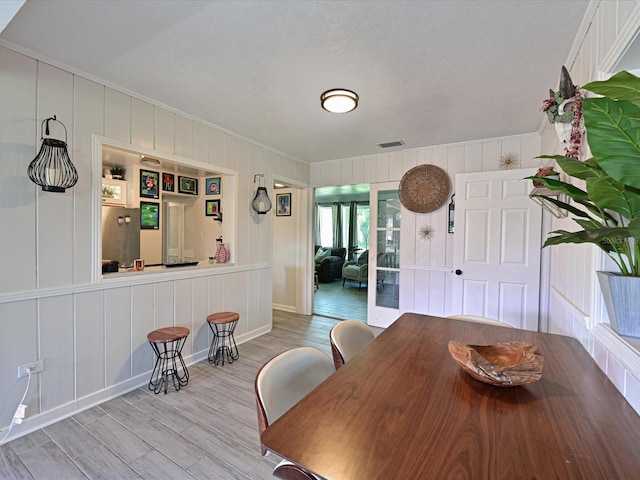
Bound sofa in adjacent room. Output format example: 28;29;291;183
315;246;347;283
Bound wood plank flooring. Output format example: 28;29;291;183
0;311;350;480
313;279;367;321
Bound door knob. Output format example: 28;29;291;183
455;269;462;275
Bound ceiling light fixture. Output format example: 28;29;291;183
320;89;359;113
140;155;161;167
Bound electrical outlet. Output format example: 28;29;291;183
17;359;44;379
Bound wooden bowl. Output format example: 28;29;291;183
448;341;544;387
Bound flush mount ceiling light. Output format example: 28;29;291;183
320;89;359;113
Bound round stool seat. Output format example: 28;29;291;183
206;311;240;366
147;326;190;343
207;312;240;324
147;326;190;394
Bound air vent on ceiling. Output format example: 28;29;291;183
378;140;405;149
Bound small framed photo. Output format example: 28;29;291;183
140;201;159;229
205;199;220;216
140;170;159;198
206;177;221;195
162;172;175;192
178;176;198;195
276;193;292;216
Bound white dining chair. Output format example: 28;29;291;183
446;314;513;328
255;347;335;480
330;320;376;369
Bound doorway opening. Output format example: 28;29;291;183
313;184;370;322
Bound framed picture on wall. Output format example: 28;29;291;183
140;170;160;198
205;199;220;216
178;176;198;195
140;201;159;229
205;177;221;195
162;172;175;192
276;193;291;216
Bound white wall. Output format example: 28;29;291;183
311;133;541;318
272;188;300;312
0;43;310;439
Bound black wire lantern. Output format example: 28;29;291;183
28;116;78;192
251;173;272;214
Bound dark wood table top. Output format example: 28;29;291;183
261;313;640;480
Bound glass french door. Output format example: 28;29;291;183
367;182;400;327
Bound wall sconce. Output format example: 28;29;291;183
27;115;78;192
124;215;131;224
117;216;124;225
448;193;455;233
252;173;272;214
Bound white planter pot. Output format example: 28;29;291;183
597;271;640;338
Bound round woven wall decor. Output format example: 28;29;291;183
399;164;451;213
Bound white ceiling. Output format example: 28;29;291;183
1;0;590;163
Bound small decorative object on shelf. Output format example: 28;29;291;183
110;166;125;180
215;236;229;263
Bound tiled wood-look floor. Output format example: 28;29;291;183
0;311;343;480
314;278;367;321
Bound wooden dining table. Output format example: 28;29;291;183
261;313;640;479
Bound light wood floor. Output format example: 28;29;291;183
0;311;345;480
313;278;367;321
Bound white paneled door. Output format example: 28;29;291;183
452;168;541;330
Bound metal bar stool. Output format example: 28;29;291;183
147;326;190;394
207;312;240;366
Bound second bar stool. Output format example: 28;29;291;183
206;311;240;366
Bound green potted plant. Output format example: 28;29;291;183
110;165;126;180
531;70;640;337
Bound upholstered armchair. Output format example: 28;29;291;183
314;246;346;283
342;250;369;289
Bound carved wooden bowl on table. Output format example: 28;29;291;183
448;341;544;387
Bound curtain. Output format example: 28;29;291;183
332;202;342;248
348;201;357;260
314;203;321;246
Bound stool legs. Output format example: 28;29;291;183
148;336;189;394
207;320;239;365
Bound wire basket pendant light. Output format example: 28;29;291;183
252;173;272;214
28;115;78;192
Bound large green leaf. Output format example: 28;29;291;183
530;193;590;218
555;156;602;180
582;96;640;188
543;227;631;251
584;71;640;107
587;176;640;219
527;176;588;200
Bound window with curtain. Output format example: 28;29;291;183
315;201;369;255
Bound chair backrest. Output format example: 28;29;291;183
255;347;334;454
446;314;513;328
330;320;375;369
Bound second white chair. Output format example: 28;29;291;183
446;314;513;328
255;347;335;480
329;320;376;369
